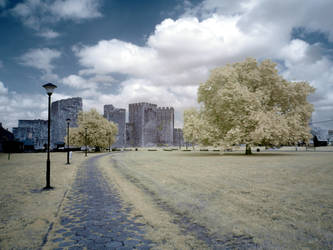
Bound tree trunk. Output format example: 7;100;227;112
245;144;252;155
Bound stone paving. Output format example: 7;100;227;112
44;154;155;249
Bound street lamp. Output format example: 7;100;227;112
108;132;111;152
66;118;70;165
85;127;88;157
42;82;57;190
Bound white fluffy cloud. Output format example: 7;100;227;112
20;48;61;81
61;73;115;90
0;81;8;95
11;0;101;38
6;0;333;131
50;0;101;20
76;40;157;77
71;0;333;129
237;0;333;41
71;79;198;128
62;74;92;89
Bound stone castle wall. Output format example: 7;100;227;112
126;122;135;147
104;104;126;148
173;128;184;147
13;119;48;149
157;107;174;146
129;103;158;147
51;97;82;147
129;102;175;147
11;98;183;149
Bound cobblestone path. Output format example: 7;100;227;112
44;154;155;249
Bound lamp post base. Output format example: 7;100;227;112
43;186;54;191
67;151;70;165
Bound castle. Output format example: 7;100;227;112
104;104;126;148
51;97;82;146
13;119;48;150
12;97;183;149
105;102;176;147
13;97;82;149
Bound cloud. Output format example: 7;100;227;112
237;0;333;41
70;1;333;129
62;74;97;89
11;0;101;38
6;0;331;131
0;0;7;8
183;0;251;18
75;40;158;77
50;0;101;20
74;13;290;86
38;29;60;39
0;81;8;95
0;82;71;130
71;79;198;128
61;73;115;90
19;48;61;81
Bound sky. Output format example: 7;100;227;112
1;0;333;131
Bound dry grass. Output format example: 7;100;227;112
101;151;333;249
98;155;207;249
0;152;86;249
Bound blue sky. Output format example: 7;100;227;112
0;0;333;131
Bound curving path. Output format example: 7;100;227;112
43;154;155;250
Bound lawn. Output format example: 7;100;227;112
99;150;333;249
0;152;86;249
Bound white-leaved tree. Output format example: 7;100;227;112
184;58;315;154
65;109;118;151
183;108;217;149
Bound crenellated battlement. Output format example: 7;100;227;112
157;107;174;111
129;102;157;112
128;102;175;147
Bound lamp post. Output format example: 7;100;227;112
42;83;57;190
66;118;70;165
85;127;88;157
108;132;111;152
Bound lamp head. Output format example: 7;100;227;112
42;83;57;95
66;118;70;123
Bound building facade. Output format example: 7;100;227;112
13;119;47;150
173;128;184;147
104;104;126;148
128;102;175;147
157;107;174;145
51;97;82;147
10;98;183;150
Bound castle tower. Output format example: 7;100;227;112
104;104;126;148
51;97;82;147
173;128;184;147
157;107;174;146
128;103;158;147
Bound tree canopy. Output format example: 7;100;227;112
65;109;118;150
184;58;315;153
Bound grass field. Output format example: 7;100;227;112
100;150;333;249
0;152;86;249
1;150;332;249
